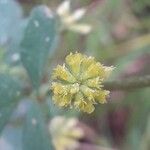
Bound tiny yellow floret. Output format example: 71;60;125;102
51;52;114;113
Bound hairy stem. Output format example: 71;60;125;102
104;75;150;90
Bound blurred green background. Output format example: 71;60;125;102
0;0;150;150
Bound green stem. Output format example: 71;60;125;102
104;75;150;90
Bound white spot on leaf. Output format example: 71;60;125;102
31;118;37;125
34;20;39;27
11;53;20;62
45;37;50;42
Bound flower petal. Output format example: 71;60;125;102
72;8;86;20
103;66;115;79
80;85;95;102
74;92;95;113
65;52;83;77
57;0;70;16
84;101;95;113
52;64;76;83
81;62;104;80
52;94;72;107
83;77;103;89
95;90;110;104
51;82;69;95
66;8;86;23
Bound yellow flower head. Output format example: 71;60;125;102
51;52;114;113
49;116;83;150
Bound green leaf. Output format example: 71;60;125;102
1;126;23;150
0;0;22;46
0;0;28;65
20;6;56;89
0;74;21;134
23;101;53;150
0;0;24;55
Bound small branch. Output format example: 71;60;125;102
104;75;150;90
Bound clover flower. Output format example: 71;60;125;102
49;116;83;150
51;52;114;113
56;0;92;34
